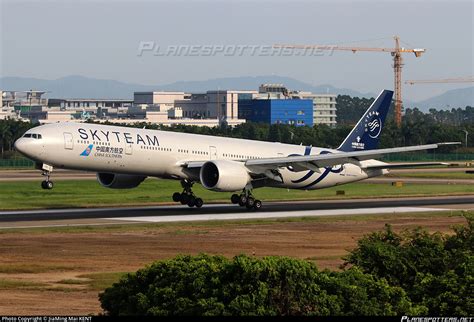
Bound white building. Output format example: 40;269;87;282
133;92;186;112
295;92;337;127
0;91;15;120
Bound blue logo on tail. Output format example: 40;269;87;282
80;144;94;156
338;90;393;152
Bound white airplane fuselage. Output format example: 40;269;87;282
14;122;384;190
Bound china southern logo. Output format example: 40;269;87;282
364;111;382;139
351;135;365;150
80;144;94;156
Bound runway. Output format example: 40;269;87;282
0;195;472;229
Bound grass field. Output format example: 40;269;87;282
0;179;473;210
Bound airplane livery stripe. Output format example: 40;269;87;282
291;146;314;184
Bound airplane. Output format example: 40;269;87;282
14;90;457;210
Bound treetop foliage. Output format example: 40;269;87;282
99;254;419;316
344;214;474;316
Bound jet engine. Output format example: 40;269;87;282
200;160;251;192
97;173;146;189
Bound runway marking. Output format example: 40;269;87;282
107;206;446;223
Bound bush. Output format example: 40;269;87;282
99;254;415;316
344;214;474;315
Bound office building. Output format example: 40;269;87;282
239;99;313;126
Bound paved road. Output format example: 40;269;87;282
1;195;472;223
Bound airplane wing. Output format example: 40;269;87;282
180;142;459;173
244;142;459;172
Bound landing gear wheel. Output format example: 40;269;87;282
253;200;262;210
173;180;204;208
195;198;203;208
246;197;255;209
187;195;196;207
172;192;181;202
231;194;240;204
41;180;53;190
180;193;190;205
238;195;247;207
237;186;262;210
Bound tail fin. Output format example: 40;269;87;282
337;89;393;152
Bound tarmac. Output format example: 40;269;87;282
0;196;472;229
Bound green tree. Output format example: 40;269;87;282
99;254;416;316
344;214;474;315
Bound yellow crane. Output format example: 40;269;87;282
405;76;474;85
274;36;426;127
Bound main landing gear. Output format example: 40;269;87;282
39;164;54;190
172;180;203;208
231;188;262;210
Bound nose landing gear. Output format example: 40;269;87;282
231;188;262;210
172;180;203;208
38;163;54;190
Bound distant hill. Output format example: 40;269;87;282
158;75;377;98
0;75;376;99
1;75;471;110
409;87;473;111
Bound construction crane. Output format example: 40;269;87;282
405;76;474;85
274;36;425;127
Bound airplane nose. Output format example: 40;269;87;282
14;136;44;160
14;138;26;154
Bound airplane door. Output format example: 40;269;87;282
125;143;133;155
209;146;217;160
64;132;74;150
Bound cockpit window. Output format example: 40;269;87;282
23;133;42;139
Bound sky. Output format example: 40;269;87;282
0;0;472;101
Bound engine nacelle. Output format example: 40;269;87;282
200;160;251;192
97;173;146;189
